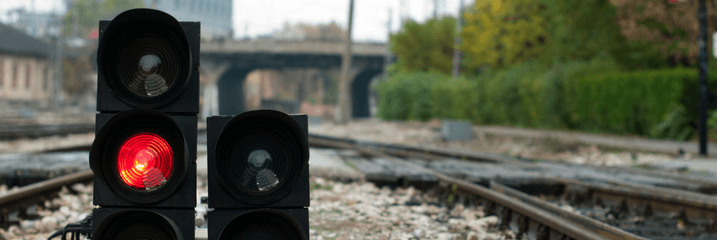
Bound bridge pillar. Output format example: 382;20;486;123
217;68;253;115
350;69;383;118
199;62;229;121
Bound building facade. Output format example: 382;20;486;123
144;0;233;39
0;23;55;103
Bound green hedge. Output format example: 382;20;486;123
376;64;717;140
472;61;548;127
566;69;684;136
376;72;477;122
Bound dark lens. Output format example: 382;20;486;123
214;110;308;205
117;36;180;98
96;211;178;240
113;224;173;240
227;135;288;193
220;211;301;240
246;149;280;191
234;229;282;240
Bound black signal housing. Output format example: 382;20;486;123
207;110;309;208
92;208;194;240
206;110;310;239
96;8;200;113
90;109;197;207
91;8;198;240
208;208;309;240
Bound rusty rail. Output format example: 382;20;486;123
309;134;636;240
0;170;93;206
308;134;528;165
0;170;93;227
551;176;717;231
490;181;647;240
0;123;94;140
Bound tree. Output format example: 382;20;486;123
610;0;717;67
461;0;548;69
538;0;623;62
63;0;145;37
389;17;456;75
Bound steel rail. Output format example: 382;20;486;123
308;134;531;166
430;170;609;240
0;170;94;207
309;133;717;195
309;135;626;240
309;134;717;183
309;133;717;237
0;123;94;140
550;176;717;231
593;165;717;194
489;181;647;240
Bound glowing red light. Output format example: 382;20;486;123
116;132;174;190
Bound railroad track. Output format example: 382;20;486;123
309;134;717;239
0;123;94;141
4;124;717;239
0;170;93;228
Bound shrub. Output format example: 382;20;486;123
543;54;620;128
566;68;685;136
678;70;717;127
430;77;477;121
654;105;695;141
376;71;445;121
472;61;549;126
376;73;414;120
377;61;717;141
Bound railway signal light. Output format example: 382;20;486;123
207;110;310;240
90;8;199;240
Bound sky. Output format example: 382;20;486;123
0;0;471;42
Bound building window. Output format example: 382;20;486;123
26;63;31;89
12;62;18;89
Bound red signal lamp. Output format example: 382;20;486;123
90;108;194;206
116;132;174;190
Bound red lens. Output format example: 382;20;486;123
116;132;174;190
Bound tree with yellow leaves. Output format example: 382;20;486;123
390;17;456;75
461;0;548;70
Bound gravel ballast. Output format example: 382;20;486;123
308;176;508;239
4;176;509;240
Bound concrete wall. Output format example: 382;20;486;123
0;54;53;102
244;69;329;111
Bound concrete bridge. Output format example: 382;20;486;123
199;39;389;119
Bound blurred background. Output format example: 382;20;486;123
0;0;715;143
0;0;460;124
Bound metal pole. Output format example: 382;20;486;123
699;0;709;155
385;8;393;77
451;0;464;78
335;0;354;124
